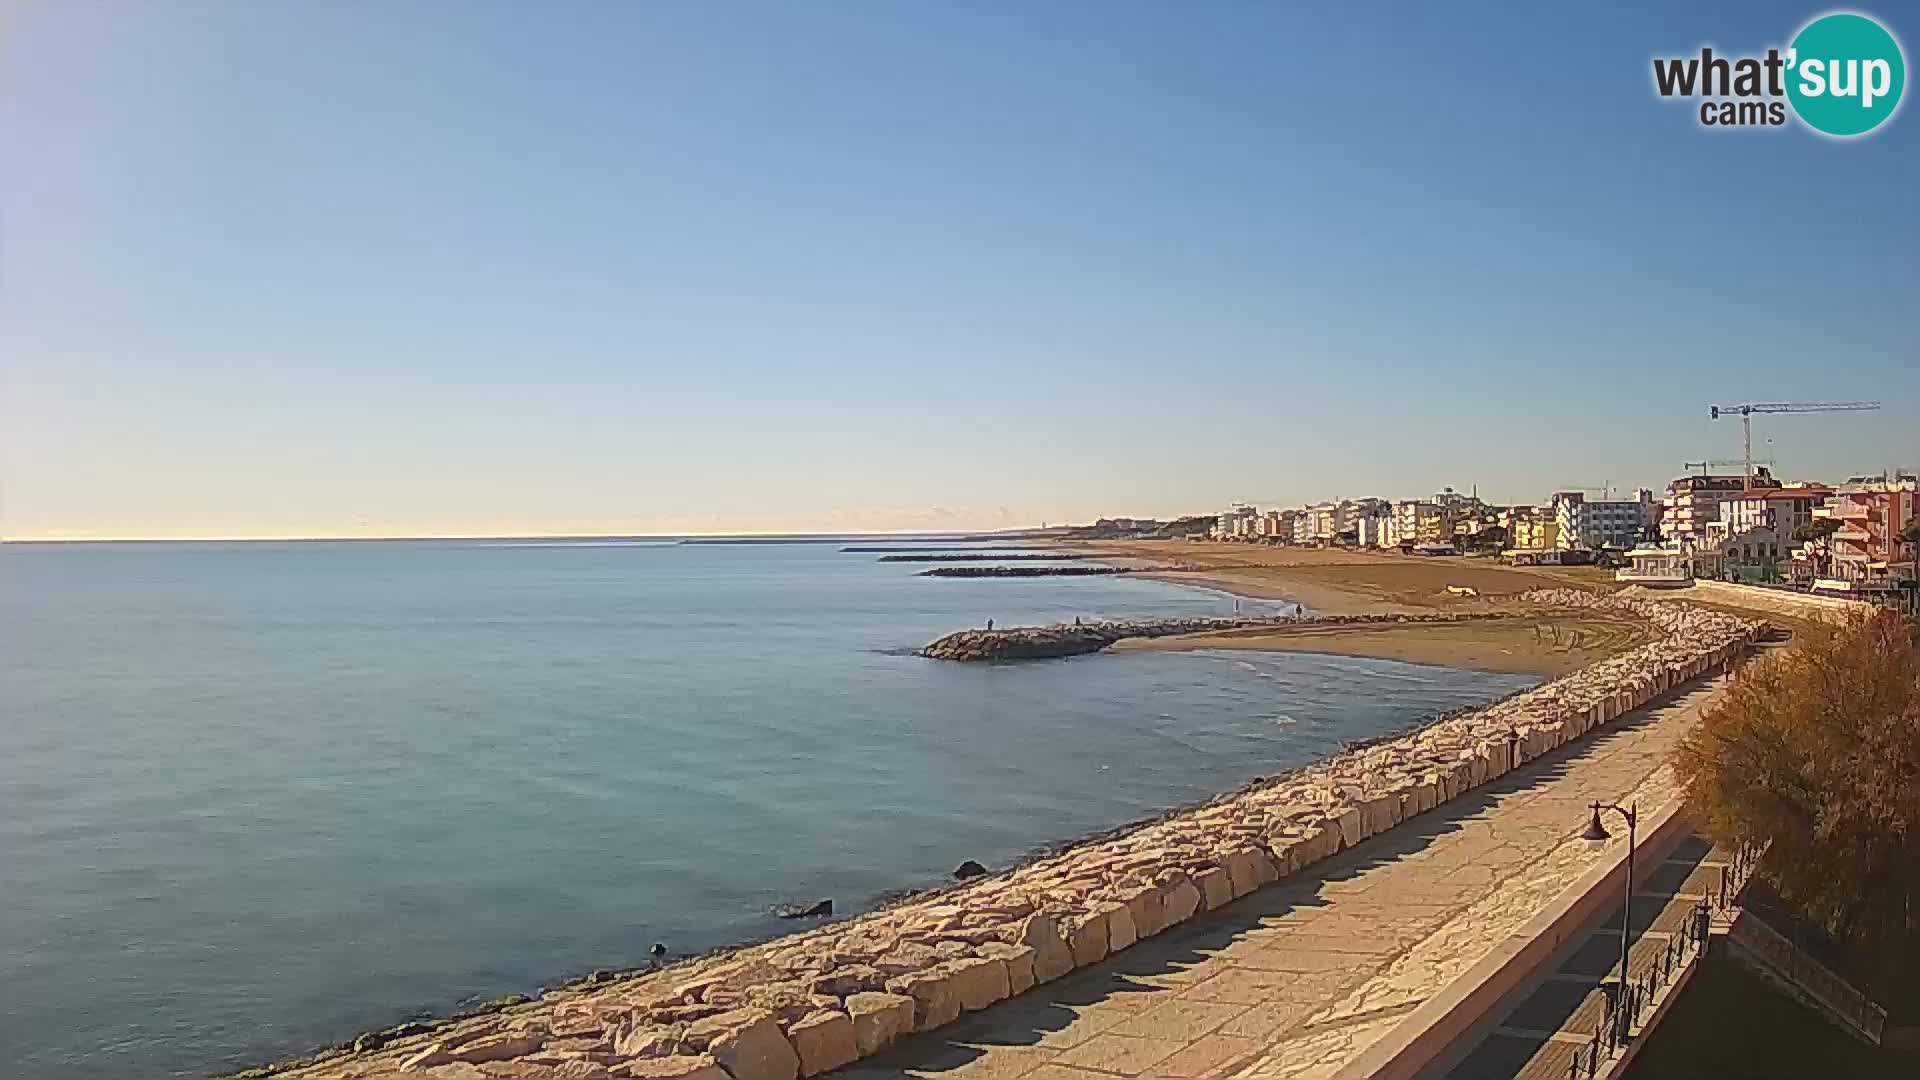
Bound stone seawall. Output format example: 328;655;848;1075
271;591;1762;1080
921;611;1489;662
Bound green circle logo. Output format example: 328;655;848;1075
1787;12;1906;136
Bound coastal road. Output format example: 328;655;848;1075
829;677;1725;1080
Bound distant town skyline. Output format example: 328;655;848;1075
3;2;1915;541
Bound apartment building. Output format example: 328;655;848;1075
1552;489;1654;550
1392;500;1446;545
1662;468;1776;548
1819;482;1919;586
1507;507;1560;551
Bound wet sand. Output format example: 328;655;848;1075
1065;540;1649;675
1069;539;1618;615
1114;611;1661;677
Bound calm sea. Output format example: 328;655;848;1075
0;540;1534;1078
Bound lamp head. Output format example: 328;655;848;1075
1582;807;1611;843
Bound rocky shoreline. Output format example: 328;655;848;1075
255;589;1762;1080
920;611;1498;662
876;554;1090;563
915;565;1136;578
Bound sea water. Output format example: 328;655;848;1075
0;540;1535;1077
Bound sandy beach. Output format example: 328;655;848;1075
1064;540;1646;676
1114;610;1659;677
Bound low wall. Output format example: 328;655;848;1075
272;592;1763;1080
1330;799;1695;1080
1682;580;1875;624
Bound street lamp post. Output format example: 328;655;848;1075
1583;801;1639;1018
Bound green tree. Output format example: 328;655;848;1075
1791;517;1842;545
1673;613;1920;986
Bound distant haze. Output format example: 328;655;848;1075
2;2;1914;540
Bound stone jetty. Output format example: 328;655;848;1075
263;590;1762;1080
916;565;1135;579
921;611;1490;662
841;546;1037;554
877;553;1089;563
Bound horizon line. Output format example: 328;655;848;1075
0;526;1059;545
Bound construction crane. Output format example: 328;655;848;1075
1708;402;1882;490
1682;458;1774;476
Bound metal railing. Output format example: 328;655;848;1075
1567;900;1713;1079
1725;908;1888;1045
1716;841;1764;912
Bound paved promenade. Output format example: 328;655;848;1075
1442;834;1729;1080
830;677;1725;1080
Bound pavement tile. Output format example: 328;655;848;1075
1106;998;1247;1041
1050;1034;1185;1074
1150;1034;1263;1078
1181;968;1320;1006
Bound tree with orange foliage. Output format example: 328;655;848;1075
1673;611;1919;973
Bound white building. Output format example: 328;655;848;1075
1714;487;1830;538
1391;500;1444;545
1662;468;1775;548
1552;489;1654;550
1212;504;1259;539
1351;511;1390;548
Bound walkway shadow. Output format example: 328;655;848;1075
834;681;1721;1078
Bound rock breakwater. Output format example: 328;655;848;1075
921;611;1493;662
916;565;1134;578
266;591;1761;1080
877;554;1090;563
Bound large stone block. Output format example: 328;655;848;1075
612;1056;731;1080
1362;794;1398;837
448;1030;545;1064
976;942;1036;996
784;1011;857;1078
1195;866;1234;910
699;1010;800;1080
1118;882;1166;937
1477;741;1505;782
1012;914;1074;984
1107;901;1139;953
883;969;961;1033
1160;876;1202;926
615;1022;688;1060
1301;822;1341;865
1066;907;1111;968
1223;849;1263;898
943;956;1010;1012
1333;807;1365;849
843;993;914;1057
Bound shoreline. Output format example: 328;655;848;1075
257;589;1761;1080
225;558;1637;1078
1073;549;1654;678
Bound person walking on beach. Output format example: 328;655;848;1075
986;618;994;631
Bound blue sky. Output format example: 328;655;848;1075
2;1;1915;538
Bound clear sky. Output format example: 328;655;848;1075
2;2;1915;539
